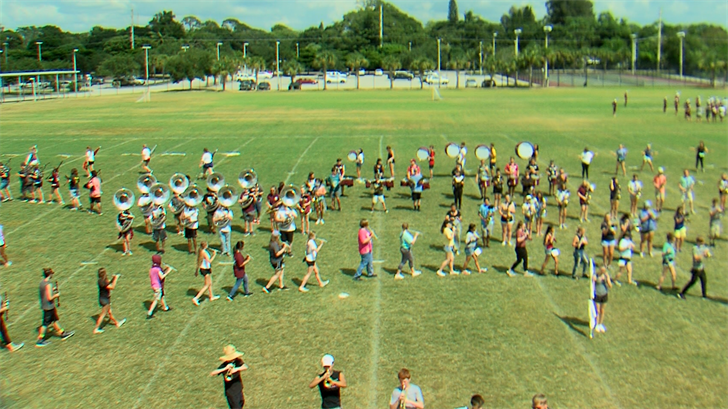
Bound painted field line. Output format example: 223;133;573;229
284;137;319;184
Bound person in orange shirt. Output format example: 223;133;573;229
653;167;667;212
85;170;103;215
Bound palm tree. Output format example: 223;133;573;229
382;55;401;89
283;60;303;86
346;53;369;90
410;58;434;89
483;56;497;87
247;56;265;85
212;56;238;91
518;48;539;87
447;54;469;89
313;50;337;90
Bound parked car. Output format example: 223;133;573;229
257;71;273;79
112;76;145;87
358;68;366;76
465;79;478;88
481;79;497;88
296;77;318;85
90;77;105;85
374;69;384;76
394;70;414;80
289;81;301;90
326;72;346;84
257;81;271;91
424;73;449;85
238;79;256;91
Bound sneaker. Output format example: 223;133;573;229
450;270;460;275
506;269;517;277
243;292;253;297
524;271;535;277
462;270;472;275
192;298;200;306
146;314;155;320
117;319;127;328
677;293;685;299
479;267;488;273
262;287;271;294
629;281;638;286
279;286;290;291
394;273;405;280
436;270;446;277
162;307;172;312
210;296;220;301
598;324;606;333
367;274;377;278
614;280;622;287
299;286;310;292
639;252;644;258
36;339;50;348
412;270;422;277
321;280;330;287
227;295;234;302
321;220;325;224
8;342;24;352
502;241;506;246
60;331;75;341
128;251;133;255
353;276;362;281
385;209;389;213
93;328;104;334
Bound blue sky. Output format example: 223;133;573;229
2;0;726;33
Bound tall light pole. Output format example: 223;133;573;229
275;40;281;91
142;45;151;85
36;41;43;61
677;31;685;78
630;34;637;75
296;42;299;59
479;40;483;75
409;41;412;52
243;42;248;58
544;25;552;87
73;48;78;95
216;42;222;61
493;32;497;57
437;38;441;72
514;29;522;57
3;42;7;66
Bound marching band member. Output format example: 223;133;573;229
488;143;497;172
141;144;152;173
26;145;39;167
389;368;424;409
192;241;219;305
83;146;100;177
452;167;464;210
406;159;420;180
314;179;327;225
673;205;687;253
47;166;64;205
371;174;388;213
657;233;677;291
199;148;215;178
36;268;75;347
374;158;385;180
17;163;29;200
146;254;173;319
462;223;485;274
169;192;185;235
679;169;697;215
475;159;490;200
263;231;290;293
457;142;467;170
612;98;618;117
66;168;82;210
534;192;547;237
354;219;376;281
638;200;657;257
327;167;342;211
600;214;617;269
556;184;570;230
203;188;220;234
31;165;44;204
227;241;252;300
522;195;536;234
276;205;298;246
309;354;346;409
210;345;248;409
239;188;257;236
718;173;728;211
266;186;281;231
299;187;312;235
571;227;589;279
539;225;559;275
182;203;200;254
0;223;11;267
614;230;636;286
213;203;233;255
427;145;435;178
410;170;424;211
85;170;102;215
504;157;518;197
0;161;12;202
93;268;126;334
615;144;628;176
709;198;723;247
640;144;656;172
0;293;23;351
577;180;591;223
478;197;495;248
546;161;558;196
677;236;712;299
299;232;329;292
355;149;364;180
446;203;462;254
117;206;134;255
386;146;396;177
674;93;680;114
499;194;515;246
628;174;642;216
334;158;346;196
593;267;613;334
436;219;459;276
252;182;263;223
652;166;666;212
507;221;534;277
395;223;421;280
151;203;167;253
491;168;503;208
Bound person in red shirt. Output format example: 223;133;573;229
407;159;421;180
266;186;281;231
427;145;435;178
298;187;313;235
653;167;667;212
227;241;252;301
85;170;102;215
504;157;519;197
353;219;376;281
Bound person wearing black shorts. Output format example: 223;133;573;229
299;232;328;292
36;268;74;347
193;242;219;305
263;231;289;293
93;268;126;334
0;293;23;351
593;266;612;334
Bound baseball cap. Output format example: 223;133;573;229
152;254;162;266
321;354;334;367
658;167;664;173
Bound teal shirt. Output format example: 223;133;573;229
400;230;414;250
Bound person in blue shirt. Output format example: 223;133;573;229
478;197;495;248
395;223;421;280
639;201;658;257
615;144;628;176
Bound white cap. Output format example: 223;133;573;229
321;354;334;367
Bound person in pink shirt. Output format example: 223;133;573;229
353;219;377;281
85;170;103;215
146;254;174;319
505;157;519;197
653;167;667;212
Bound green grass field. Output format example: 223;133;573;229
0;87;726;409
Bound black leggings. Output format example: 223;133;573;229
681;268;707;298
511;247;528;272
695;155;704;170
581;163;590;179
453;187;463;209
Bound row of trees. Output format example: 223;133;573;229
1;0;727;88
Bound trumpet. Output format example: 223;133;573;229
169;173;189;195
150;183;171;205
207;172;225;192
218;186;237;208
137;173;157;193
113;188;135;211
238;169;257;189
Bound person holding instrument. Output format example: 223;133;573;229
309;354;347;409
395;223;421;280
227;241;252;301
192;241;219;305
262;231;290;293
0;293;23;351
389;368;424;409
146;255;174;319
93;268;126;334
299;232;329;292
210;345;248;409
36;268;75;347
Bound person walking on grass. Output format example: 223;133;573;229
192;241;219;305
678;236;712;300
572;226;589;280
462;223;486;275
614;231;636;286
93;268;126;334
499;194;516;245
354;219;377;281
210;345;248;409
639;201;658;257
437;220;459;277
508;221;533;277
600;214;617;269
709;198;723;247
679;169;697;215
309;354;347;409
657;233;677;291
593;266;613;335
539;225;559;275
299;232;329;292
674;205;687;252
628;174;642;217
36;268;75;347
227;241;252;301
147;255;173;319
0;293;23;351
263;231;290;293
395;223;421;280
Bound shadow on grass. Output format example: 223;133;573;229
393;205;414;211
172;243;191;253
142;300;152;311
340;268;356;277
706;296;728;305
428;244;444;252
491;265;510;274
420;264;440;272
255;278;269;288
555;313;589;338
382;267;398;276
106;243;125;253
140;241;158;253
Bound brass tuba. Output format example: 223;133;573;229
206;172;225;192
113;188;135;211
218;186;237;208
280;185;301;208
137;173;157;193
182;185;203;207
150;183;171;205
238;169;257;189
169;173;189;195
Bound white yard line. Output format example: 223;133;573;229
284;137;319;184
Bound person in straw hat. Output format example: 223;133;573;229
210;344;248;409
